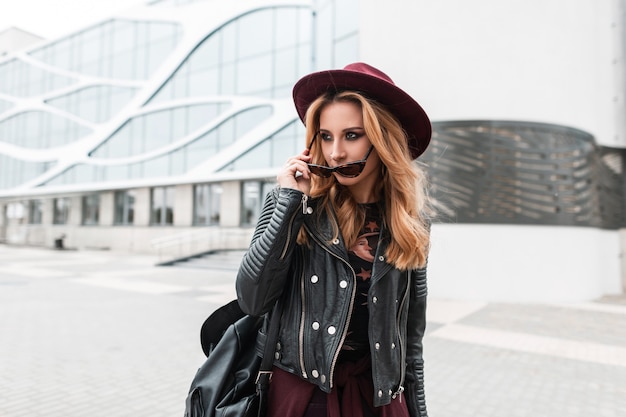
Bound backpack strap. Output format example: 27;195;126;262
255;298;283;416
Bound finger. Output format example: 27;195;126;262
288;158;308;170
293;151;312;162
286;157;305;166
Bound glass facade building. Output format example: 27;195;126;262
0;0;359;254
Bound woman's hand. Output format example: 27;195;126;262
277;148;312;195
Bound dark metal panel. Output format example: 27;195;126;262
421;120;625;229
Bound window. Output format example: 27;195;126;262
82;194;100;225
0;58;76;97
219;121;304;172
194;183;221;225
45;85;137;123
0;155;50;189
114;190;136;225
53;198;70;224
28;200;43;224
0;111;92;149
6;202;26;224
151;186;175;225
90;103;226;159
29;20;182;81
241;181;274;226
149;6;312;103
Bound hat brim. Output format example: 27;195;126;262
293;69;431;159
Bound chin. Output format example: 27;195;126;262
333;174;357;186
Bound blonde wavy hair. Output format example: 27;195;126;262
296;91;432;270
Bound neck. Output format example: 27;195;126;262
347;182;378;204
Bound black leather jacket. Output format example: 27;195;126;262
236;187;428;416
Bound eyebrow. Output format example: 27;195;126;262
319;127;364;132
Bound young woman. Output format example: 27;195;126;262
236;62;432;417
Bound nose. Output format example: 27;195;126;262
329;142;347;162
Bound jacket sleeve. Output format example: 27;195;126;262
404;266;428;417
236;186;305;316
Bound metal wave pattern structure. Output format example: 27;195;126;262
422;121;625;229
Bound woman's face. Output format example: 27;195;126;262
317;101;382;202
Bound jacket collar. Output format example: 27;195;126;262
303;197;393;276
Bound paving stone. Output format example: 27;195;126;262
1;245;625;417
458;303;626;346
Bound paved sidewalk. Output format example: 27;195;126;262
0;245;625;417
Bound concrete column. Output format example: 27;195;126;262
220;181;241;227
134;188;151;226
99;192;115;226
22;200;32;224
174;184;193;227
68;196;82;226
42;198;54;225
0;202;6;227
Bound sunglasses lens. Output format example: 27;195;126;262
308;164;332;177
336;163;365;177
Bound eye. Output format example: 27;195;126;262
318;132;332;141
345;131;363;140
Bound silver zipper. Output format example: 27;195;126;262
392;385;404;402
298;266;307;379
305;228;356;389
392;270;411;401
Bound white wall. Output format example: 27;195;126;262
1;182;255;256
359;0;625;301
428;224;622;302
360;0;625;147
2;223;254;254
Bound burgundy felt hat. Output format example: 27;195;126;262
292;62;431;159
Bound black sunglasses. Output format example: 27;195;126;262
307;139;374;178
